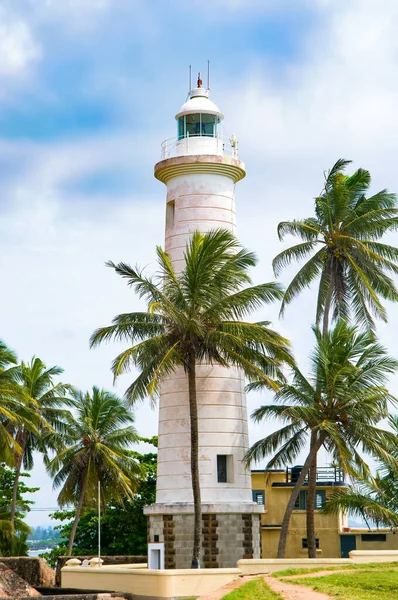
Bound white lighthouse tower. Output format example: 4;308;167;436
144;74;263;569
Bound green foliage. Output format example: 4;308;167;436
47;386;143;553
90;229;293;403
42;447;156;567
0;340;34;465
28;525;61;542
274;158;398;330
0;464;38;556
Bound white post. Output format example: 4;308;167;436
98;481;101;567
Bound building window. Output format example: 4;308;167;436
302;538;320;549
361;534;387;542
217;455;227;483
294;490;326;510
252;490;265;505
166;201;175;228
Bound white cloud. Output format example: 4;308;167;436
0;6;40;78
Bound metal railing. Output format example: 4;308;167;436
286;466;345;485
160;133;239;160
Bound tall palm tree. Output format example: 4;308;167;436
90;229;293;568
47;387;142;555
273;159;398;556
274;158;398;333
9;357;72;528
0;341;34;466
246;321;398;558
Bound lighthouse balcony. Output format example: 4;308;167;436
161;133;239;160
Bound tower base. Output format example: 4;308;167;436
144;503;263;569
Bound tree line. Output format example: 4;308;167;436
1;158;398;566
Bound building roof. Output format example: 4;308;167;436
176;87;224;120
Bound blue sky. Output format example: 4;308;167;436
1;0;398;525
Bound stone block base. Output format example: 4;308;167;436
145;504;262;569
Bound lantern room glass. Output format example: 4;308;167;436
177;114;220;140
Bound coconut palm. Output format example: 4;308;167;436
0;341;35;466
246;321;398;558
9;357;73;528
47;386;142;554
273;159;398;556
274;158;398;333
90;229;293;568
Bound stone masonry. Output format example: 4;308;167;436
147;512;261;569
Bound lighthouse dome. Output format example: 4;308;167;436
176;88;224;120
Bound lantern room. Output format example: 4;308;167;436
174;79;224;156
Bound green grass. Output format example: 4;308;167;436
281;566;398;600
220;577;283;599
273;561;398;578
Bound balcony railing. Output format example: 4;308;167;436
285;466;345;485
160;133;239;160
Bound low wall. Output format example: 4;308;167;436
61;566;241;599
0;557;54;586
238;557;353;574
350;550;398;563
56;556;146;586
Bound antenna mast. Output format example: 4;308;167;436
207;60;210;90
189;65;192;93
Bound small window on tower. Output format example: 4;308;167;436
217;455;227;482
217;455;234;483
166;201;175;228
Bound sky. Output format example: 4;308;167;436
1;0;398;526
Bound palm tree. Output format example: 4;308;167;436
47;387;142;555
274;158;398;333
273;159;398;556
0;341;34;467
246;321;398;558
323;415;398;528
90;229;293;568
9;357;72;529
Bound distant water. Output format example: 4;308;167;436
28;548;52;557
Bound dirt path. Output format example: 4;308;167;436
264;574;332;600
197;573;334;600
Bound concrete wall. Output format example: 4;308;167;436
238;557;353;574
348;530;398;552
61;566;241;599
55;556;146;586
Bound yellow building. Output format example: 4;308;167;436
252;467;347;558
251;467;398;558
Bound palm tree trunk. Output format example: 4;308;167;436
67;477;88;555
322;273;334;335
306;431;318;558
277;433;325;558
187;352;201;569
10;429;26;529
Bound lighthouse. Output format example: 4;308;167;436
144;75;263;569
